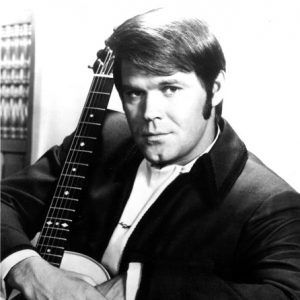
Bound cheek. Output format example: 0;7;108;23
170;99;204;131
123;106;143;137
123;102;141;121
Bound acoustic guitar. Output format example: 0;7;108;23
9;48;114;299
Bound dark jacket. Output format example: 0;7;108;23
2;110;300;299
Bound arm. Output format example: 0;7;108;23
1;134;72;259
135;192;300;299
1;110;131;299
1;110;130;259
1;253;134;300
1;250;39;299
0;135;118;299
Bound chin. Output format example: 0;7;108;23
145;154;162;165
140;142;176;165
144;150;174;166
143;150;162;164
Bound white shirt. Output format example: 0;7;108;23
102;159;197;300
101;159;196;275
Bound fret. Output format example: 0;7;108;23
44;226;69;232
85;106;105;111
72;139;97;149
86;94;111;104
90;91;111;95
39;244;64;250
51;262;61;267
56;178;84;190
57;176;85;189
73;130;100;143
49;207;76;212
81;107;106;127
73;136;97;143
93;74;113;78
69;149;93;155
80;121;102;126
40;252;63;258
57;185;82;190
45;217;73;223
53;196;80;200
61;174;85;179
39;235;67;241
90;77;114;94
38;237;66;249
74;135;97;140
65;162;89;166
51;198;79;205
63;165;88;178
70;148;93;154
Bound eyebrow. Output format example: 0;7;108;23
122;84;142;91
158;79;180;86
121;79;182;91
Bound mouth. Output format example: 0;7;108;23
142;132;171;143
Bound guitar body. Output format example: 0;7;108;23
8;251;110;300
60;251;110;284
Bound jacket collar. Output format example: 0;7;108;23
190;118;248;205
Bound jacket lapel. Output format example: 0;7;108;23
190;118;248;205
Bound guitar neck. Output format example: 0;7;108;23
36;72;114;267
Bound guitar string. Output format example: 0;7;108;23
40;52;112;262
53;50;114;260
37;49;114;263
36;69;104;260
47;50;113;260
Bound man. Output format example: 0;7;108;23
1;8;300;300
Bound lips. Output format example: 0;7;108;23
142;131;170;137
142;132;171;143
144;132;168;136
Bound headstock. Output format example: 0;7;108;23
90;47;114;76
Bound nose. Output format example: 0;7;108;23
143;92;164;121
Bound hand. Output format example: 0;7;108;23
95;275;126;300
6;256;107;300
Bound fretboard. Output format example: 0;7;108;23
36;73;114;266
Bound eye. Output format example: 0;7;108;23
162;86;181;96
123;90;144;102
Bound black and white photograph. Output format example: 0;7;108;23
1;0;300;299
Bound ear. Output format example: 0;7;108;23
211;70;226;107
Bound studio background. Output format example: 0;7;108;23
1;0;299;191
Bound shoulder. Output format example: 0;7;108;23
233;150;300;222
241;151;298;198
214;119;300;220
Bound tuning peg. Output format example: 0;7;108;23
97;49;106;60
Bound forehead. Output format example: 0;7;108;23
121;61;204;89
121;61;153;81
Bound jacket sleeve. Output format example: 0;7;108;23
1;110;130;260
1;134;72;259
136;191;300;299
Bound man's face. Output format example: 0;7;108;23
121;61;216;166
